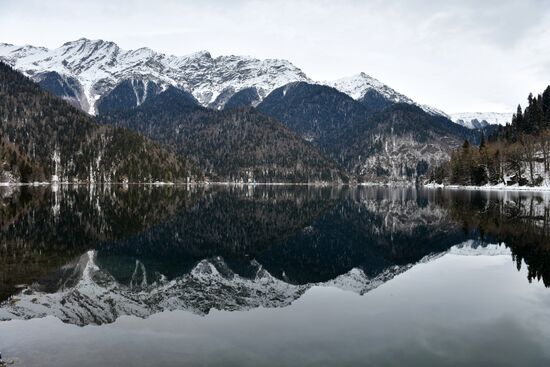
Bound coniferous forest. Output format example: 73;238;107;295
430;86;550;186
0;62;202;183
98;87;349;183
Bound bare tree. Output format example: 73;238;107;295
507;142;524;184
520;135;537;184
539;130;550;172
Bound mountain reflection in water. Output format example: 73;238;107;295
0;185;549;326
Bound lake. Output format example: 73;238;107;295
0;185;550;366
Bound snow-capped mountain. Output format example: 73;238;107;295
450;112;513;129
325;72;398;101
324;72;446;116
0;251;308;326
0;38;444;116
0;38;311;114
0;240;509;326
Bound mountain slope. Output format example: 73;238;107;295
336;104;479;180
98;88;348;183
0;62;202;183
0;39;311;114
257;83;477;182
257;82;372;146
0;39;448;117
224;87;262;110
324;72;446;116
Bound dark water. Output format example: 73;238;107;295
0;185;550;366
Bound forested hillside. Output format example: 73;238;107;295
98;88;348;183
0;62;202;183
257;82;477;182
257;82;372;146
335;103;480;181
429;86;550;186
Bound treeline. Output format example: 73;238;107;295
430;86;550;186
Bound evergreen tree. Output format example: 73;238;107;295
479;132;486;151
430;87;550;187
515;104;524;134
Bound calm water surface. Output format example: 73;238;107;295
0;185;550;366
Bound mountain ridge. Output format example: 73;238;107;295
323;72;446;116
450;112;513;129
0;38;446;117
0;241;506;326
0;38;311;114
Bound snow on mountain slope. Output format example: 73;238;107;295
0;38;311;114
0;238;510;326
0;251;308;326
324;72;447;116
450;112;513;129
325;72;403;101
0;249;410;325
1;38;446;116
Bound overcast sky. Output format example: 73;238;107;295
1;0;549;113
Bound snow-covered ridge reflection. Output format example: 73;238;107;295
0;186;549;326
0;241;509;326
0;251;306;325
449;241;511;256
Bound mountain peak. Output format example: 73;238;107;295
63;37;110;46
324;72;446;116
0;38;312;114
450;112;513;129
189;50;212;59
356;71;376;80
325;73;391;100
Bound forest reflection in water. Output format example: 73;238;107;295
0;184;549;326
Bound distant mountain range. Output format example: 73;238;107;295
0;38;443;116
0;39;509;128
450;112;513;129
0;242;506;326
0;38;506;183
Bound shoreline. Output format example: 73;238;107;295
0;181;420;187
4;180;550;192
422;183;550;192
0;181;348;187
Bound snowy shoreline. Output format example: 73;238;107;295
0;181;346;187
422;182;550;192
4;180;550;192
